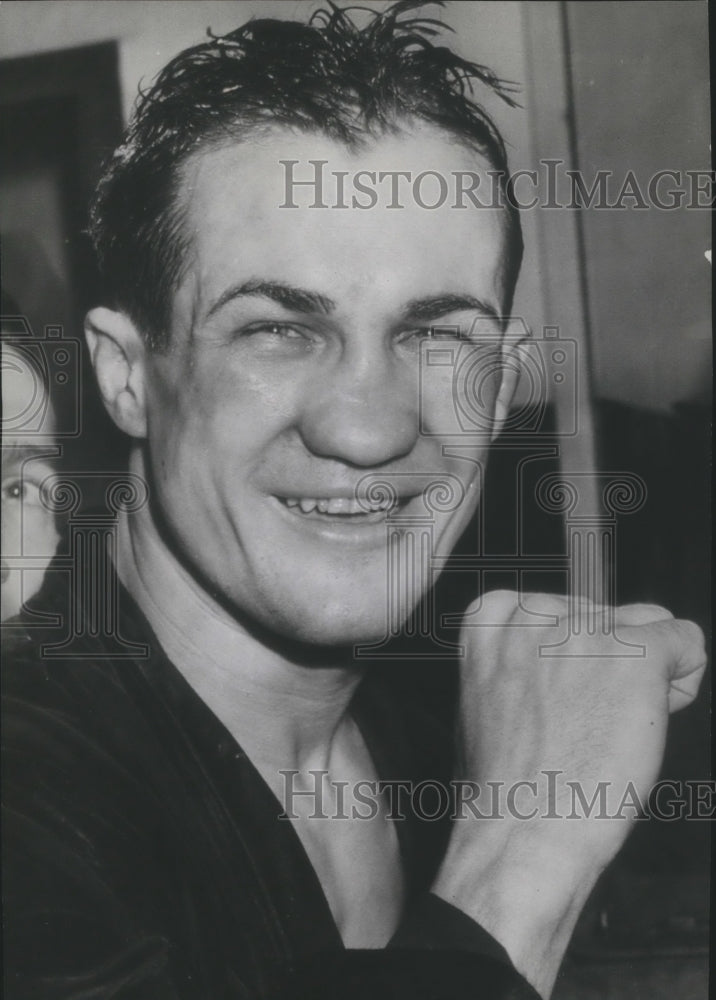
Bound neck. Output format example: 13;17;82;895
116;447;364;779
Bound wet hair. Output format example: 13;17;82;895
89;0;523;350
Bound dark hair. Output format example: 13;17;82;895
89;0;523;350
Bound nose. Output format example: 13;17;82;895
298;343;419;467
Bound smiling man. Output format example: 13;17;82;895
1;4;706;1000
93;124;516;649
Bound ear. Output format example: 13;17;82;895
491;322;530;442
84;307;148;438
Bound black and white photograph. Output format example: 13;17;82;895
1;2;711;998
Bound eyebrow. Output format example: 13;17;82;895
2;444;58;472
206;280;336;319
205;282;501;326
401;294;501;325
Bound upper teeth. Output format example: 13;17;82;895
284;496;396;514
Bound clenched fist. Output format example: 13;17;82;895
432;590;707;998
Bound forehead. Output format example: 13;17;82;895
175;124;509;320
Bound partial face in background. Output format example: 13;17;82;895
134;124;520;644
1;344;60;620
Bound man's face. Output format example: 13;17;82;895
141;124;514;645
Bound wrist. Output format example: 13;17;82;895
431;819;602;998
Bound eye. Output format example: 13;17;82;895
397;324;466;345
3;478;24;501
396;326;431;344
2;477;44;507
427;325;463;340
242;321;308;341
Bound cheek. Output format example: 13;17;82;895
1;501;58;556
417;351;502;552
1;503;21;551
419;345;502;439
149;349;300;442
22;506;59;555
145;359;229;485
145;364;299;519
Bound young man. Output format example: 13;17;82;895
2;5;705;998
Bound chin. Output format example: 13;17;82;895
264;591;412;652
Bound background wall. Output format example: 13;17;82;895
568;0;711;411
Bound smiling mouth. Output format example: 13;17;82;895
276;494;408;520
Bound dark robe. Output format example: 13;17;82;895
2;546;537;999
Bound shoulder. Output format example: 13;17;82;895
2;599;165;831
2;560;158;749
2;623;180;997
2;619;135;741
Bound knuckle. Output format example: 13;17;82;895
470;589;519;617
618;602;673;623
677;618;707;651
519;591;566;617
